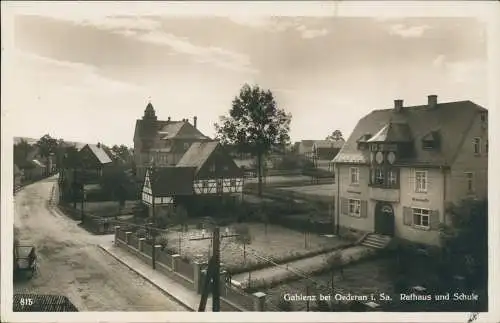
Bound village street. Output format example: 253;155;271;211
13;176;187;311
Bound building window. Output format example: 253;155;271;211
388;170;397;186
480;112;487;122
375;169;384;185
486;140;488;154
348;199;361;217
414;170;428;193
412;208;430;228
230;178;236;187
350;167;359;185
465;172;474;193
473;137;481;154
202;180;209;190
209;163;216;173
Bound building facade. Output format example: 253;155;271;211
133;102;212;181
332;95;488;246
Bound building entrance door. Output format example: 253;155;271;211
374;202;395;236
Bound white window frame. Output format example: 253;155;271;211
348;199;361;218
412;207;430;229
375;169;384;185
465;172;474;193
473;137;481;154
414;170;428;193
202;180;209;190
350;167;359;185
388;170;397;186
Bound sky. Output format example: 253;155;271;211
3;4;490;147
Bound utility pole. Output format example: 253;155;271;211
149;222;156;270
190;227;239;312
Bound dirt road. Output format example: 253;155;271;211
13;176;187;311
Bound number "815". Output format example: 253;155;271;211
20;298;34;306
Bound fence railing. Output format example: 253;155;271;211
114;226;268;311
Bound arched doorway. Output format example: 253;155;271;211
374;202;395;236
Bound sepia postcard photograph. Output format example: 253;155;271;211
1;1;499;322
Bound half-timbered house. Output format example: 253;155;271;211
176;141;244;196
141;166;196;217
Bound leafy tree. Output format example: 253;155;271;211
36;134;58;158
111;144;131;162
214;84;292;196
14;139;32;166
326;130;344;141
99;166;130;216
439;199;487;303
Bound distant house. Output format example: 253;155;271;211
78;143;113;183
133;102;212;181
23;159;46;181
331;95;488;247
297;140;316;158
313;139;345;160
25;146;57;175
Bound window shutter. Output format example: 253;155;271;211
430;210;440;230
403;207;413;226
340;197;348;215
361;200;368;218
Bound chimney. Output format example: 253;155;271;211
167;116;171;122
394;99;404;112
193;116;198;128
97;142;101;148
428;95;438;109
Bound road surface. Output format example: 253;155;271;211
13;176;187;311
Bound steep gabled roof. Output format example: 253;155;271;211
176;141;220;173
333;100;486;166
84;144;113;165
148;167;195;196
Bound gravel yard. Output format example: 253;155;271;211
159;222;347;273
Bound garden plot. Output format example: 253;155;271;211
264;257;396;311
159;222;347;273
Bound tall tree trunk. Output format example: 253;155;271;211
257;152;263;197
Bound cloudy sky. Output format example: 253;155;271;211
3;4;489;147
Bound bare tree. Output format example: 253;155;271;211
325;252;343;293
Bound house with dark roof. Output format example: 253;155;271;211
313;139;345;160
331;95;488;247
133;102;212;181
141;141;244;216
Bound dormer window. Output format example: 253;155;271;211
356;134;372;150
422;131;440;150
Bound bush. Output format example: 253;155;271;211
315;299;331;312
277;298;293;311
